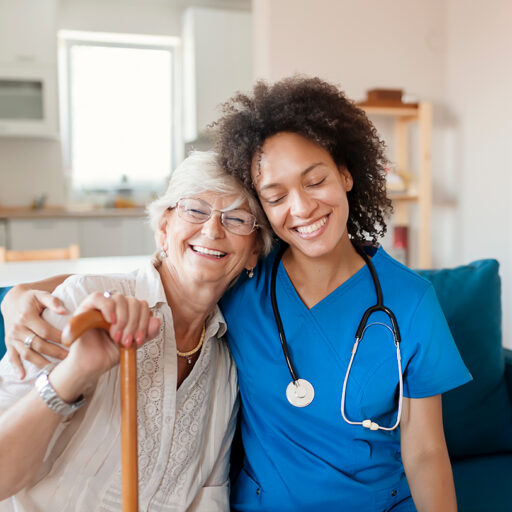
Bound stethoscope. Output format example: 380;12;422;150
270;243;404;431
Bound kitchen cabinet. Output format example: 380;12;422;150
80;218;155;257
0;0;59;137
8;218;80;251
0;0;57;65
3;215;155;258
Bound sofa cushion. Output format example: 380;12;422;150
452;454;512;512
418;260;512;459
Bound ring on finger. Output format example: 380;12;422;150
24;333;36;350
103;289;117;299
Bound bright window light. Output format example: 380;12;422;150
60;33;177;192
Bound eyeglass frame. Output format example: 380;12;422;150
169;197;260;236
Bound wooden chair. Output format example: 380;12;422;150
0;244;80;263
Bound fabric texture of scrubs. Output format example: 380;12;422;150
220;245;471;512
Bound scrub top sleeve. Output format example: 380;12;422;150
403;284;472;398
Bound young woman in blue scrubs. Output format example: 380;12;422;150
215;76;471;511
2;76;470;511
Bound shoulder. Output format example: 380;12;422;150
220;246;279;316
373;246;434;306
53;271;138;307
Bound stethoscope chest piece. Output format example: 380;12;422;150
286;379;315;408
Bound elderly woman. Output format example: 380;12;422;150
0;150;271;511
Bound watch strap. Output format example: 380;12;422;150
35;362;86;416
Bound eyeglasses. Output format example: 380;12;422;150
173;197;259;236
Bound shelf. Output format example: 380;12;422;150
358;105;419;120
388;191;419;202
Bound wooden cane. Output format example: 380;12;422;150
61;310;139;512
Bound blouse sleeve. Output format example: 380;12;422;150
403;284;472;398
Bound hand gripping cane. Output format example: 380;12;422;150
61;310;140;512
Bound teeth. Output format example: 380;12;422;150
192;245;226;257
295;216;328;234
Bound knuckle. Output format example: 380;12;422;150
39;326;51;340
12;322;23;335
18;311;30;324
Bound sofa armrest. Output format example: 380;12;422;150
504;348;512;401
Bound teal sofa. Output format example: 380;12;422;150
418;259;512;512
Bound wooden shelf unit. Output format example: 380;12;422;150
359;102;433;268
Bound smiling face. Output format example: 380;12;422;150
157;191;260;291
253;132;353;261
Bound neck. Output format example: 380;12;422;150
282;235;365;308
157;261;222;341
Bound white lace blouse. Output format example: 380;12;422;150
0;262;238;512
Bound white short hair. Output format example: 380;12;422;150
147;150;274;256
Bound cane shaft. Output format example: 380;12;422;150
63;310;140;511
121;346;139;512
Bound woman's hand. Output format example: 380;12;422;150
50;292;161;402
2;285;69;379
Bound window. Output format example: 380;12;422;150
58;31;180;198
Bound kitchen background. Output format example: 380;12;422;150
0;0;510;346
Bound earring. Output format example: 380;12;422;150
160;248;168;259
246;267;254;279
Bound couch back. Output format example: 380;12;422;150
418;260;512;459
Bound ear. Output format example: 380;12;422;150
339;166;353;192
156;209;171;250
245;237;262;271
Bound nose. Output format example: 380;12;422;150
201;211;225;239
289;190;317;218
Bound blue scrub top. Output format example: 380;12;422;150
220;246;471;512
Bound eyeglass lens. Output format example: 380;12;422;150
177;198;256;235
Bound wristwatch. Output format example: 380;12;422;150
35;363;86;416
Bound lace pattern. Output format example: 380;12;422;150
99;305;221;511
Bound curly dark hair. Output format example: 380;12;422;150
214;75;392;244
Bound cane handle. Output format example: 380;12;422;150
61;310;111;345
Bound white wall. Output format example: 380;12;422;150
444;0;512;346
252;0;512;347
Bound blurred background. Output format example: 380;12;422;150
0;0;510;346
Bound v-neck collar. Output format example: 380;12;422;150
277;245;383;313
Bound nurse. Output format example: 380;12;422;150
215;76;471;511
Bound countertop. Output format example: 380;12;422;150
0;255;149;286
0;206;147;219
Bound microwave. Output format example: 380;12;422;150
0;64;58;138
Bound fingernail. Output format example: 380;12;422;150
124;334;133;347
135;331;144;344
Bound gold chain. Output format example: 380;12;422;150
177;324;206;364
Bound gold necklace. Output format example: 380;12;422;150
177;324;206;365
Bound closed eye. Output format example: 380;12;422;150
265;196;285;205
307;177;326;188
